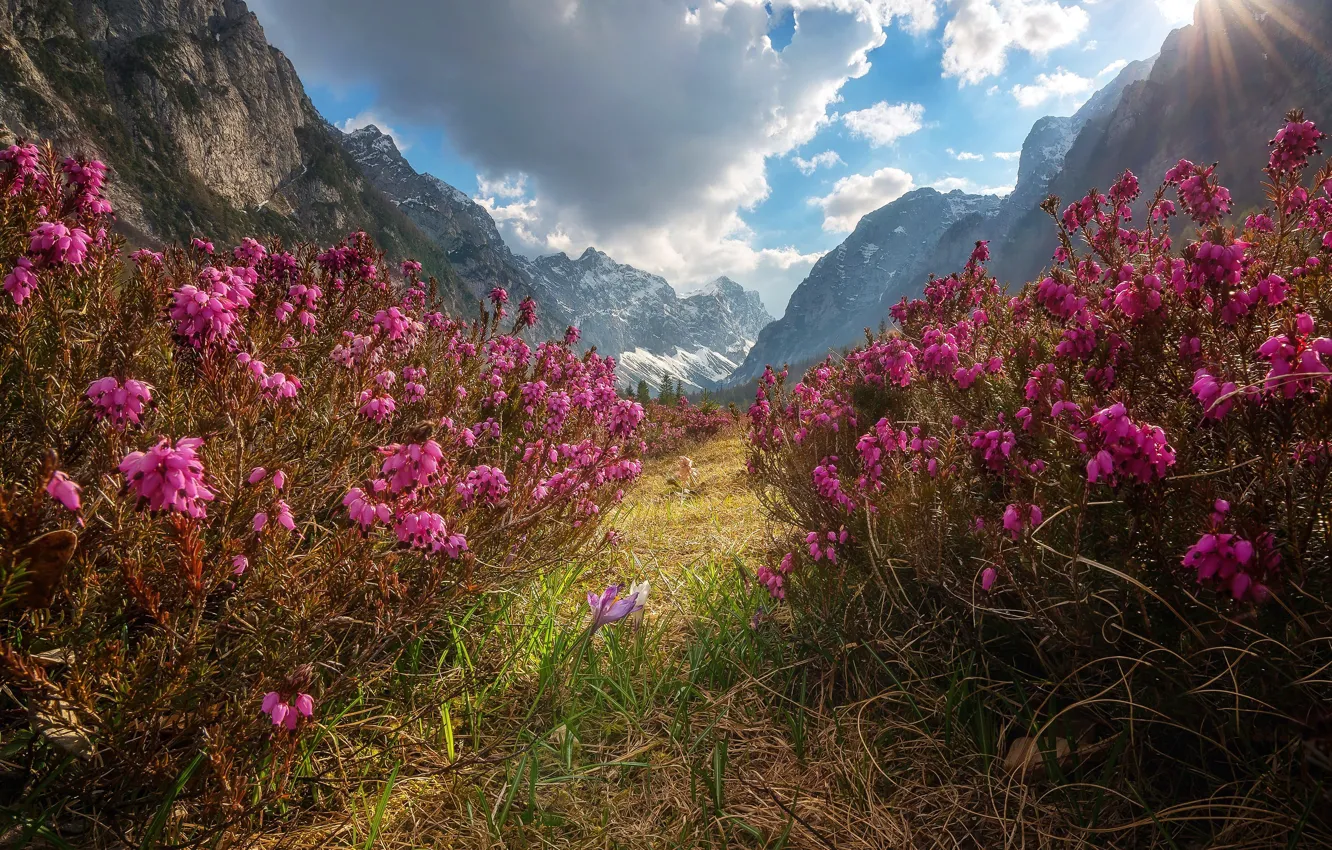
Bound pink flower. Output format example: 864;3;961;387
1268;116;1324;173
343;486;392;531
0;143;40;195
253;512;268;532
86;376;153;429
456;465;511;507
1190;369;1240;420
46;470;82;511
274;500;296;532
980;567;997;592
169;267;256;348
248;467;268;484
393;509;467;556
380;440;443;493
1256;314;1332;398
119;437;216;517
29;221;92;266
272;470;286;491
261;691;315;730
232;555;249;576
4;257;37;304
1081;403;1175;486
357;390;397;423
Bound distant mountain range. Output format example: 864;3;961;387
340;125;771;390
9;0;1325;393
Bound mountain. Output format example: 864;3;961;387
729;188;1002;383
339;124;569;338
519;251;771;391
338;125;771;390
0;0;466;306
727;55;1157;385
993;0;1332;287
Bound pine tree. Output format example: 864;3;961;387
635;379;650;407
658;372;675;405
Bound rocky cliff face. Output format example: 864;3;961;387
727;56;1156;385
0;0;465;305
338;125;771;389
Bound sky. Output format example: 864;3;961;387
249;0;1198;316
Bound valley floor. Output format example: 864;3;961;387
267;434;923;849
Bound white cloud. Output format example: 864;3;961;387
993;150;1022;161
792;150;845;174
931;176;1014;195
476;173;529;199
1082;39;1098;50
842;101;926;147
810;166;916;232
942;0;1090;85
1097;59;1128;78
336;111;410;151
1010;68;1095;108
252;0;929;313
1154;0;1197;25
953;150;984;162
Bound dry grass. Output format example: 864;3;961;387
260;435;920;849
252;434;1317;849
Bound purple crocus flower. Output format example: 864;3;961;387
587;584;635;632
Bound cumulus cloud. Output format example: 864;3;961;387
250;0;936;311
1010;68;1095;108
476;173;529;199
931;176;1014;195
336;111;410;151
810;166;916;232
993;150;1022;161
949;149;984;162
842;101;926;146
791;150;845;174
942;0;1090;85
1097;58;1128;77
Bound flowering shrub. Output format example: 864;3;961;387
638;397;735;457
0;142;643;838
747;112;1332;835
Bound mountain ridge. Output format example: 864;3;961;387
339;123;772;390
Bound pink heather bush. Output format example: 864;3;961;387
0;140;644;833
746;111;1332;826
638;396;736;457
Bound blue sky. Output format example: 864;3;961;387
254;0;1198;316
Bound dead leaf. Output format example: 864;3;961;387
31;698;94;757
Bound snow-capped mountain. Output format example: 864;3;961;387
727;56;1156;385
519;250;771;391
339;125;771;388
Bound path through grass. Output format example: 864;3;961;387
271;434;925;848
